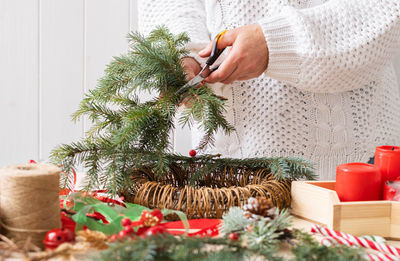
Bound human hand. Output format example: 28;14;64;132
179;57;202;108
182;57;201;82
199;24;268;84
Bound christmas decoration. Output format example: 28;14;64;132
243;197;276;221
51;26;234;193
43;228;75;250
99;198;365;261
311;224;400;258
50;27;315;207
189;149;197;157
321;236;397;261
228;232;239;241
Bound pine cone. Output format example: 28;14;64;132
243;197;276;221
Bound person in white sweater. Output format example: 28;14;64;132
138;0;400;179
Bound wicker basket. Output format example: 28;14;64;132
123;162;291;219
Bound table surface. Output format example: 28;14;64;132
3;215;399;261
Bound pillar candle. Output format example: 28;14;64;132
336;163;381;201
374;146;400;185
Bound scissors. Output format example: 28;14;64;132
176;30;228;94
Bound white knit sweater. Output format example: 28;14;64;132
138;0;400;179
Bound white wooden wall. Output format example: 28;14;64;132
0;0;192;167
0;1;399;168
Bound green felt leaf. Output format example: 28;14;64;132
121;203;150;221
91;203;120;222
162;209;189;235
82;216;123;235
72;205;92;224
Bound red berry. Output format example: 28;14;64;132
145;226;166;237
228;232;239;241
121;218;132;227
189;150;197;157
109;234;118;242
124;225;134;234
118;230;128;238
246;225;254;232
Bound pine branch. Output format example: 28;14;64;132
220;207;251;234
51;25;315;196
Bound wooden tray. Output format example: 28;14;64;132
291;181;400;239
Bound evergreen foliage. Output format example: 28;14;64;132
97;208;365;261
51;26;315;195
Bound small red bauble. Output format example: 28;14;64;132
109;234;118;242
43;228;75;250
124;225;134;234
189;150;197;157
121;218;132;227
145;226;166;237
118;230;128;238
228;232;239;241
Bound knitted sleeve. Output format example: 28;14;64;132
138;0;210;53
259;0;400;93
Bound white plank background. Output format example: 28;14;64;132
0;0;399;168
0;0;192;167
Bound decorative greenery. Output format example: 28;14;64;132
51;26;231;190
97;207;365;261
50;26;315;196
63;192;188;235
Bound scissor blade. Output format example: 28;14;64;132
176;74;204;94
186;74;204;87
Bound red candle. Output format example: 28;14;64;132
336;163;381;201
374;146;400;185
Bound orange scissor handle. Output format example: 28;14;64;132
206;30;228;66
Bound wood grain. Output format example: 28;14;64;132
291;181;400;239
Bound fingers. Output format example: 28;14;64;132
220;65;241;84
203;48;239;83
198;28;238;57
182;57;201;81
198;41;213;57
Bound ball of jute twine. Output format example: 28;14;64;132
0;163;61;248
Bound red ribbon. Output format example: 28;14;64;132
30;160;221;237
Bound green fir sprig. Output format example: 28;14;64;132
51;26;315;195
97;207;365;261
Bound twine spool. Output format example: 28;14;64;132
0;163;61;248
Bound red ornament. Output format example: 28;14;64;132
145;226;167;237
109;234;118;242
228;232;239;241
139;209;163;227
118;230;128;238
189;150;197;157
43;228;75;250
121;218;132;227
124;225;134;234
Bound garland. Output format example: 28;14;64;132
94;197;366;261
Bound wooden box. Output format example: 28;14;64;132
291;181;400;239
